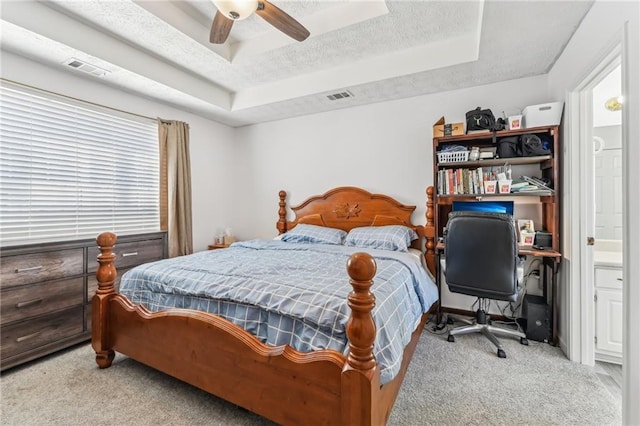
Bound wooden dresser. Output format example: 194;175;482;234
0;231;167;371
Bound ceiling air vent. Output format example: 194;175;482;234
63;58;110;77
327;90;354;101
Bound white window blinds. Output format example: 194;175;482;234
0;82;160;245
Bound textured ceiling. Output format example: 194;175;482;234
0;1;593;127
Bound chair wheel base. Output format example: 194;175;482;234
497;349;507;358
520;337;529;345
447;334;455;343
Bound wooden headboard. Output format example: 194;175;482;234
276;186;436;275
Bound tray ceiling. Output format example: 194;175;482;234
0;1;593;127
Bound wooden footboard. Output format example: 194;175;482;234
92;186;437;425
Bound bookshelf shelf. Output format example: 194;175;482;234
433;125;557;144
437;191;554;200
437;155;552;168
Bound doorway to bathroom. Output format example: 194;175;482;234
591;62;623;367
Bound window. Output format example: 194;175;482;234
0;82;159;245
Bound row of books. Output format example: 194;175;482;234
437;168;487;195
437;168;554;195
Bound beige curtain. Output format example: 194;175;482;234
158;119;193;257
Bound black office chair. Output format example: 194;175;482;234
443;211;528;358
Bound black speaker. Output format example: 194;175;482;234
521;294;551;342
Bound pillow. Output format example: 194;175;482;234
281;224;347;245
345;225;418;252
297;213;326;227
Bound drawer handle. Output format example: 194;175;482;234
121;252;138;257
16;331;42;343
15;298;43;309
15;265;43;273
617;278;623;282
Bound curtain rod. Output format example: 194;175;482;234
1;77;157;122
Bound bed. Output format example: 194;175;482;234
92;186;438;425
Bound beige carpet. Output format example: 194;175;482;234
0;323;621;425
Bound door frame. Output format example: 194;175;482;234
567;47;621;367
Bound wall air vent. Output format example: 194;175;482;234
63;58;110;77
327;90;354;101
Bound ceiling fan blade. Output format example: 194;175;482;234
210;11;234;44
255;1;310;42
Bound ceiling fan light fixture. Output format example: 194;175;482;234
213;0;258;21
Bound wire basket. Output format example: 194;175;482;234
437;150;470;163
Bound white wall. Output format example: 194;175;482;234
547;1;639;424
234;75;550;239
1;51;237;252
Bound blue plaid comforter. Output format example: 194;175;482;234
119;239;438;384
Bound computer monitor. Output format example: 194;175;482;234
451;200;515;216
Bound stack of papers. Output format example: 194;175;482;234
511;180;540;192
511;176;555;193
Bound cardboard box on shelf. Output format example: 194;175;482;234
433;117;464;137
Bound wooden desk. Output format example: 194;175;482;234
435;242;561;345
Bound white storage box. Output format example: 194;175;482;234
523;102;564;128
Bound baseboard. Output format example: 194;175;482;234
595;351;623;365
558;336;569;359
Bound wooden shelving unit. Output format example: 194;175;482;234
433;125;561;253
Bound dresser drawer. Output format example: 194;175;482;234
1;306;84;360
1;278;84;326
87;239;164;273
1;248;84;289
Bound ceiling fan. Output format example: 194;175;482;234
210;0;310;44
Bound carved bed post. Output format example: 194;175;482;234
92;232;117;368
342;252;380;425
277;190;287;235
424;186;436;276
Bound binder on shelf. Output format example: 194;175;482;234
521;175;554;193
